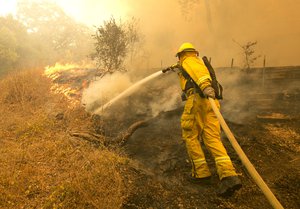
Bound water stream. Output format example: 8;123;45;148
94;71;163;115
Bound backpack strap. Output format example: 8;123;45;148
202;56;223;100
179;65;205;98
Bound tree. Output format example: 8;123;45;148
234;40;261;70
17;0;93;64
91;17;140;74
0;15;31;74
0;25;18;70
126;17;141;64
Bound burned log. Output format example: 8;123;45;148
70;119;149;148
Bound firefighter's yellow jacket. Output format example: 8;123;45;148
178;52;237;179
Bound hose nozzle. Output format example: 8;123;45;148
162;63;179;73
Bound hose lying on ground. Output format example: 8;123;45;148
208;98;284;209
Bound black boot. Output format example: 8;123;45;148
217;176;242;197
187;175;211;185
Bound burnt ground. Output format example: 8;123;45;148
120;108;299;209
101;67;300;209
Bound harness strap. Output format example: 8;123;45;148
179;66;205;98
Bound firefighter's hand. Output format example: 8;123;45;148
203;86;215;99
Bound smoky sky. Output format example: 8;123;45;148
17;0;300;68
122;0;300;68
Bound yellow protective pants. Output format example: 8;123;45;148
181;93;237;180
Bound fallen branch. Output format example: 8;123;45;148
70;131;105;147
110;120;149;146
70;119;149;148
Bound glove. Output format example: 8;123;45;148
203;86;215;99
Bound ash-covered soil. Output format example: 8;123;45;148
120;107;299;209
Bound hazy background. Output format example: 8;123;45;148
1;0;299;122
55;0;300;68
1;0;299;69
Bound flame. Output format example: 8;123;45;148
44;62;93;78
44;62;95;107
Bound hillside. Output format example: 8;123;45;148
0;70;128;208
0;66;299;209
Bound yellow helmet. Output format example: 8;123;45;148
176;42;199;57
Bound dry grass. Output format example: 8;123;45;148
0;70;127;208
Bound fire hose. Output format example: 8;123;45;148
208;98;284;209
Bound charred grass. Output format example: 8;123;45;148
0;70;128;208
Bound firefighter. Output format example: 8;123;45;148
163;42;242;196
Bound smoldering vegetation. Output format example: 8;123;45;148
217;66;300;123
82;72;134;112
81;64;300;130
81;70;182;132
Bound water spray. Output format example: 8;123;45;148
93;71;163;115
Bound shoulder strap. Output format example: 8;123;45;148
202;56;223;100
179;65;205;97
